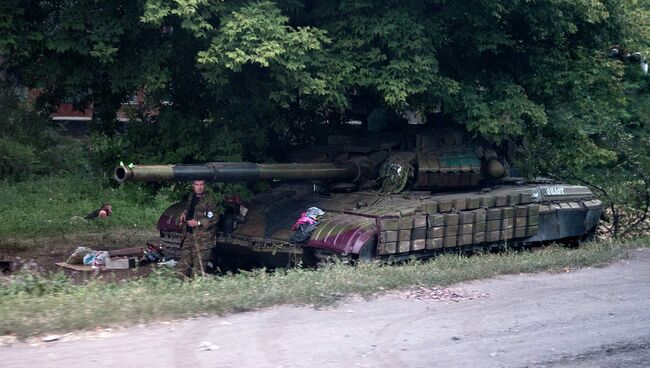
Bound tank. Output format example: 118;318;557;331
114;129;602;270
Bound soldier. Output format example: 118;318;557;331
178;180;218;277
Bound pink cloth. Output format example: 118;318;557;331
292;212;316;230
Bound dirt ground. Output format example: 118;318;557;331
1;249;649;368
0;230;160;282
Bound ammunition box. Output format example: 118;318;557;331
429;214;445;227
488;220;501;232
458;234;473;246
443;236;457;248
459;212;474;224
526;225;539;237
432;238;444;249
426;237;444;249
500;228;514;240
438;199;453;213
445;225;459;237
461;223;474;235
380;218;399;231
398;241;411;253
527;214;539;226
427;226;444;239
502;218;514;229
501;207;515;218
411;239;426;251
474;209;487;222
453;198;467;211
444;213;460;226
380;230;398;243
515;205;528;217
398;230;411;242
413;215;427;229
400;207;417;217
399;217;413;229
495;195;508;207
473;221;486;233
411;227;427;240
481;196;496;208
514;217;528;228
379;242;397;255
472;232;485;243
514;227;527;238
466;197;480;210
423;201;439;214
520;192;532;204
487;208;502;221
507;193;520;205
488;231;500;242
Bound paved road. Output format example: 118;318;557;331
2;249;650;368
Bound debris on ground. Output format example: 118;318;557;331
42;335;62;342
198;341;219;351
56;243;167;272
395;286;490;302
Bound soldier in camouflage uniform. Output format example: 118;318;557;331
178;180;218;277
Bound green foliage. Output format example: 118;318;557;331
0;175;169;239
0;0;169;134
0;138;44;180
0;270;71;297
0;84;90;180
2;0;650;235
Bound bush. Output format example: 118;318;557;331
0;84;93;181
0;138;45;180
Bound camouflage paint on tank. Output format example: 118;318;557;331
157;201;185;233
307;213;376;254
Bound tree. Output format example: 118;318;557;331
2;1;649;236
0;0;170;135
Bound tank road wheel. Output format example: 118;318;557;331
357;238;378;262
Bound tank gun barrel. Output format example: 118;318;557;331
114;162;366;184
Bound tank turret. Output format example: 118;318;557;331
114;135;507;194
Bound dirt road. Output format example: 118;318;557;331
2;249;650;368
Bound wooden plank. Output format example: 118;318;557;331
55;262;97;272
107;247;144;257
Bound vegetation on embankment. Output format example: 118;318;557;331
1;239;648;338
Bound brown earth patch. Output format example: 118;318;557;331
0;230;160;282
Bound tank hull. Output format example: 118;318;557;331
157;182;602;269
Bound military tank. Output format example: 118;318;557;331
114;128;602;270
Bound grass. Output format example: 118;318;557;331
0;175;171;242
1;238;648;338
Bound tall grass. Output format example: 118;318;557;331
0;176;170;241
1;239;648;337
